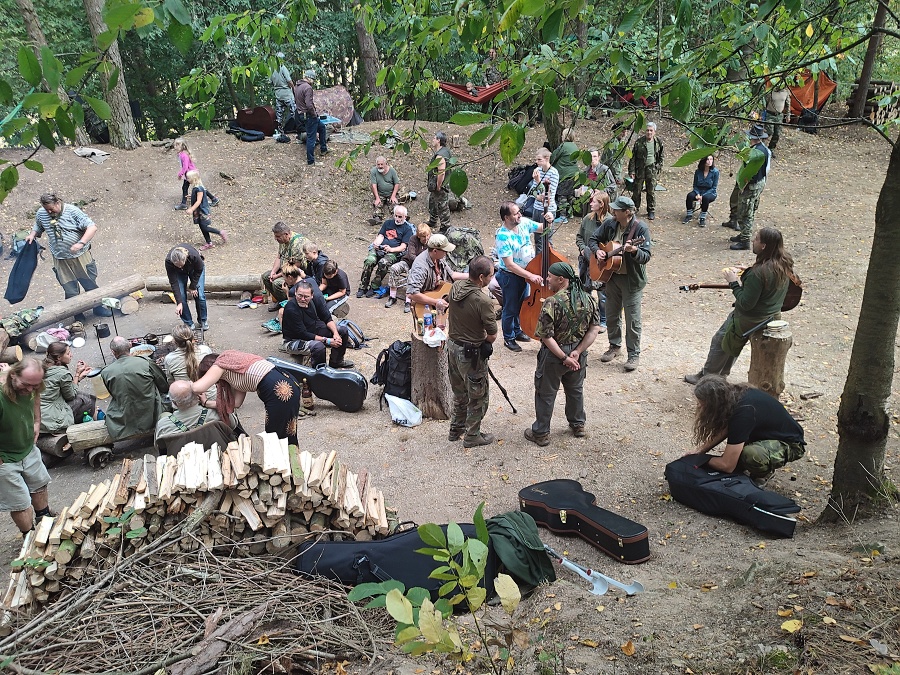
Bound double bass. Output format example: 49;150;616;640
519;179;569;339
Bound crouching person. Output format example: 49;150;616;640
282;281;355;369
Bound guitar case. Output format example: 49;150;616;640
236;105;275;136
267;357;367;413
664;455;800;538
518;480;650;564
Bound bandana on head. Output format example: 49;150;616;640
548;262;590;315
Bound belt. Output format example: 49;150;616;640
450;338;481;349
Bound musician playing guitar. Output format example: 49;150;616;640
684;227;795;385
405;233;467;316
588;195;652;372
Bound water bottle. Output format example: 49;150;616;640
423;304;433;329
97;409;106;420
82;412;92;423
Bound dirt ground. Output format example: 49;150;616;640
0;116;898;675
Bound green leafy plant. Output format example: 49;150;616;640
347;503;526;673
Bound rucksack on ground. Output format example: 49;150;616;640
339;318;368;349
7;228;32;258
370;339;412;408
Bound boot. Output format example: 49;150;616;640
698;213;707;227
682;209;694;224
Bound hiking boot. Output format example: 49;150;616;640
329;360;355;369
174;202;188;210
721;220;737;229
624;356;640;372
751;471;775;488
464;433;495;448
448;427;464;442
524;429;550;447
504;340;522;353
356;289;366;299
648;211;655;221
572;425;587;438
684;371;704;385
599;346;621;362
698;214;707;227
514;331;531;342
403;303;411;314
385;297;397;308
729;234;743;242
730;240;751;250
365;289;376;298
267;302;281;312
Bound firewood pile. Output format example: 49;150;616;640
2;433;395;620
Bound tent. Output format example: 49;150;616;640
439;80;510;104
788;70;837;118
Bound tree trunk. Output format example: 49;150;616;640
145;274;262;293
355;18;387;121
573;16;588;102
824;137;900;521
82;0;140;150
544;107;564;151
850;3;888;119
223;68;241;116
16;0;91;146
410;335;452;420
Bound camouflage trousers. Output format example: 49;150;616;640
261;273;290;302
448;339;490;441
726;178;766;242
532;344;587;435
360;251;400;291
736;439;806;478
428;189;451;232
630;166;659;214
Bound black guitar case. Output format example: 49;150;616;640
518;480;650;564
267;357;367;412
664;455;800;538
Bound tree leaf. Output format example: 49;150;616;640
465;585;486;611
82;95;111;121
438;580;457;597
468;125;494;146
446;522;464;555
165;0;192;25
781;619;803;633
0;166;19;191
618;5;646;34
17;46;42;87
125;527;147;539
543;88;560;116
23;160;43;173
494;573;521;615
417;523;446;548
520;0;544;16
466;538;489;571
622;640;636;656
134;7;156;28
0;79;13;105
347;582;392;601
448;111;490;126
672;146;718;167
737;147;766;188
498;0;522;31
405;586;431;608
448;169;468;196
805;23;813;38
385;588;414;625
168;21;194;56
39;46;61;91
395;625;419;644
36;119;56;151
65;63;93;89
668;76;693;123
55;107;76;141
107;66;120;93
473;501;488;545
417;598;444;643
541;8;564;42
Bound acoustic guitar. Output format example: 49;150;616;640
410;280;453;328
679;270;803;312
588;236;647;283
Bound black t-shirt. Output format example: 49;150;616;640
323;268;350;297
727;388;805;446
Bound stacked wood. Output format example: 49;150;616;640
848;80;900;124
1;434;396;619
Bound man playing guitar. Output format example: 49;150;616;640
406;234;468;315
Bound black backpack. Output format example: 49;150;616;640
370;340;412;407
507;163;537;194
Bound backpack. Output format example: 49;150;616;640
7;228;32;258
370;340;412;407
507;163;537;194
338;319;368;349
445;226;484;273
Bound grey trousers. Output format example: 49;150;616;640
604;274;643;358
532;345;587;435
702;313;738;376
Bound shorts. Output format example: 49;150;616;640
0;446;51;512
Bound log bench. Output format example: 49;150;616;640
748;321;792;397
65;420;153;469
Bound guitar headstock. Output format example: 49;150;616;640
678;284;701;292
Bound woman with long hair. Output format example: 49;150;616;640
164;323;215;397
39;342;96;434
683;155;719;227
192;351;302;444
685;227;795;383
575;189;610;329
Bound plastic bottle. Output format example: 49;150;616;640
96;409;105;420
423;304;433;329
82;412;93;423
302;378;314;411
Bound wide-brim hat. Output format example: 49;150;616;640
747;124;769;140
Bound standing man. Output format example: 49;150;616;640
627;121;663;220
101;337;168;441
406;234;467;313
294;69;328;165
590;196;652;372
25;192;111;321
0;358;54;534
494;201;546;353
524;262;601;447
601;121;629;190
427;131;453;233
165;244;208;331
764;83;790;153
721;125;772;250
282;281;355;369
270;54;294;142
447;255;498;448
370;156;401;223
685;227;794;384
261;222;307;310
357;205;413;298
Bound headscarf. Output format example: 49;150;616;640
548;262;591;316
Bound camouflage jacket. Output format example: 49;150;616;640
535;288;600;346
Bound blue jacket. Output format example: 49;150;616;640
692;167;719;198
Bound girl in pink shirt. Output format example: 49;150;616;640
173;138;219;210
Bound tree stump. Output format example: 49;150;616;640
0;346;22;364
410;333;452;420
36;434;71;457
748;321;793;397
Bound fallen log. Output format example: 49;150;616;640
145;274;263;294
36;434;70;458
0;346;21;364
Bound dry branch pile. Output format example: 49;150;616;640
2;433;395;625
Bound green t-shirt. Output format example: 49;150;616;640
0;388;37;463
370;166;400;200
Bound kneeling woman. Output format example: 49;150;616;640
192;351;301;444
40;342;96;434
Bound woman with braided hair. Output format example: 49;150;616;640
524;262;602;447
39;342;96;434
164;323;215;399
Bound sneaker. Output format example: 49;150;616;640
599;323;607;333
553;215;568;224
514;332;531;343
183;322;195;330
329;360;355;369
356;289;366;299
308;161;324;166
201;321;209;331
262;319;281;333
464;433;495;448
385;297;397;308
682;213;693;224
698;216;707;227
448;427;464;442
210;197;220;207
524;429;550;447
504;340;522;352
267;302;281;312
276;134;291;144
365;289;376;298
199;243;215;251
320;148;329;155
684;371;704;385
219;230;228;244
572;425;586;438
730;240;750;250
599;346;621;362
624;356;640;372
403;303;411;314
237;299;253;309
174;202;188;211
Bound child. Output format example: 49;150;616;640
320;260;351;317
185;170;227;251
302;241;329;284
173;138;219;210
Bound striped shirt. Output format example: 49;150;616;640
33;204;95;260
220;360;274;393
531;166;559;216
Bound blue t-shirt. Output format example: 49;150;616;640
495;218;540;271
378;219;414;248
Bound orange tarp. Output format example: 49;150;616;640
788;71;837;117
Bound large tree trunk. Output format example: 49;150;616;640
823;138;900;521
355;18;387;121
16;0;91;146
82;0;140;150
849;2;888;119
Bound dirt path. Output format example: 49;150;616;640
0;118;897;674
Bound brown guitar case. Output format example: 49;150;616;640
236;106;275;137
519;479;650;564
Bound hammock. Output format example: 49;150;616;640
438;80;510;104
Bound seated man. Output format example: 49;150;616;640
260;221;307;311
357;205;414;299
154;380;237;451
101;336;168;441
282;281;355;369
370;156;401;222
406;234;468;314
689;375;806;483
